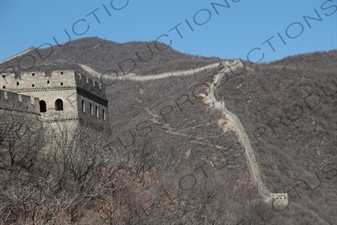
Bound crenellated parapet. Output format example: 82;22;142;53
0;68;109;128
1;70;76;92
269;193;289;209
75;73;106;99
0;89;40;115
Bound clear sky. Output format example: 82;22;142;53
0;0;336;63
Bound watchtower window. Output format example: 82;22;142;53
95;106;98;117
90;103;93;115
17;82;19;86
61;71;64;75
103;109;106;120
82;99;85;112
2;75;5;78
32;73;35;76
47;80;50;84
39;100;47;112
55;99;63;111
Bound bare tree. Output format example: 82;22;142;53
0;110;44;181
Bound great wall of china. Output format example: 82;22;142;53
0;47;34;65
208;62;288;207
79;61;226;81
79;60;289;207
0;56;289;206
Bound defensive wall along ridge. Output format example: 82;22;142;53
0;46;35;65
3;60;289;206
209;62;289;207
79;60;236;81
79;61;289;206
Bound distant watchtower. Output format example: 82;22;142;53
0;69;109;130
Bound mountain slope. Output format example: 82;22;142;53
0;37;337;224
0;36;221;75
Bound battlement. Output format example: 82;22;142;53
0;65;109;143
270;193;288;200
1;68;108;123
269;193;289;209
0;90;40;115
75;73;106;99
1;70;76;92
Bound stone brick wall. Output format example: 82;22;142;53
1;70;76;91
75;73;106;99
0;70;109;127
75;73;109;126
1;70;80;122
39;88;79;121
0;90;39;115
76;91;109;126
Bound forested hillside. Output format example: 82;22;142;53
0;37;336;224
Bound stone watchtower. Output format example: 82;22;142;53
0;70;109;132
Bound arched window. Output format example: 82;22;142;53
95;106;98;117
82;99;85;112
103;109;106;120
90;103;93;115
39;100;46;112
55;99;63;111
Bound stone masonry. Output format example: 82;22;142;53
0;69;109;130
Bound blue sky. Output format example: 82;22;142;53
0;0;336;63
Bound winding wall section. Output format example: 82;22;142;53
79;61;289;206
209;62;288;206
